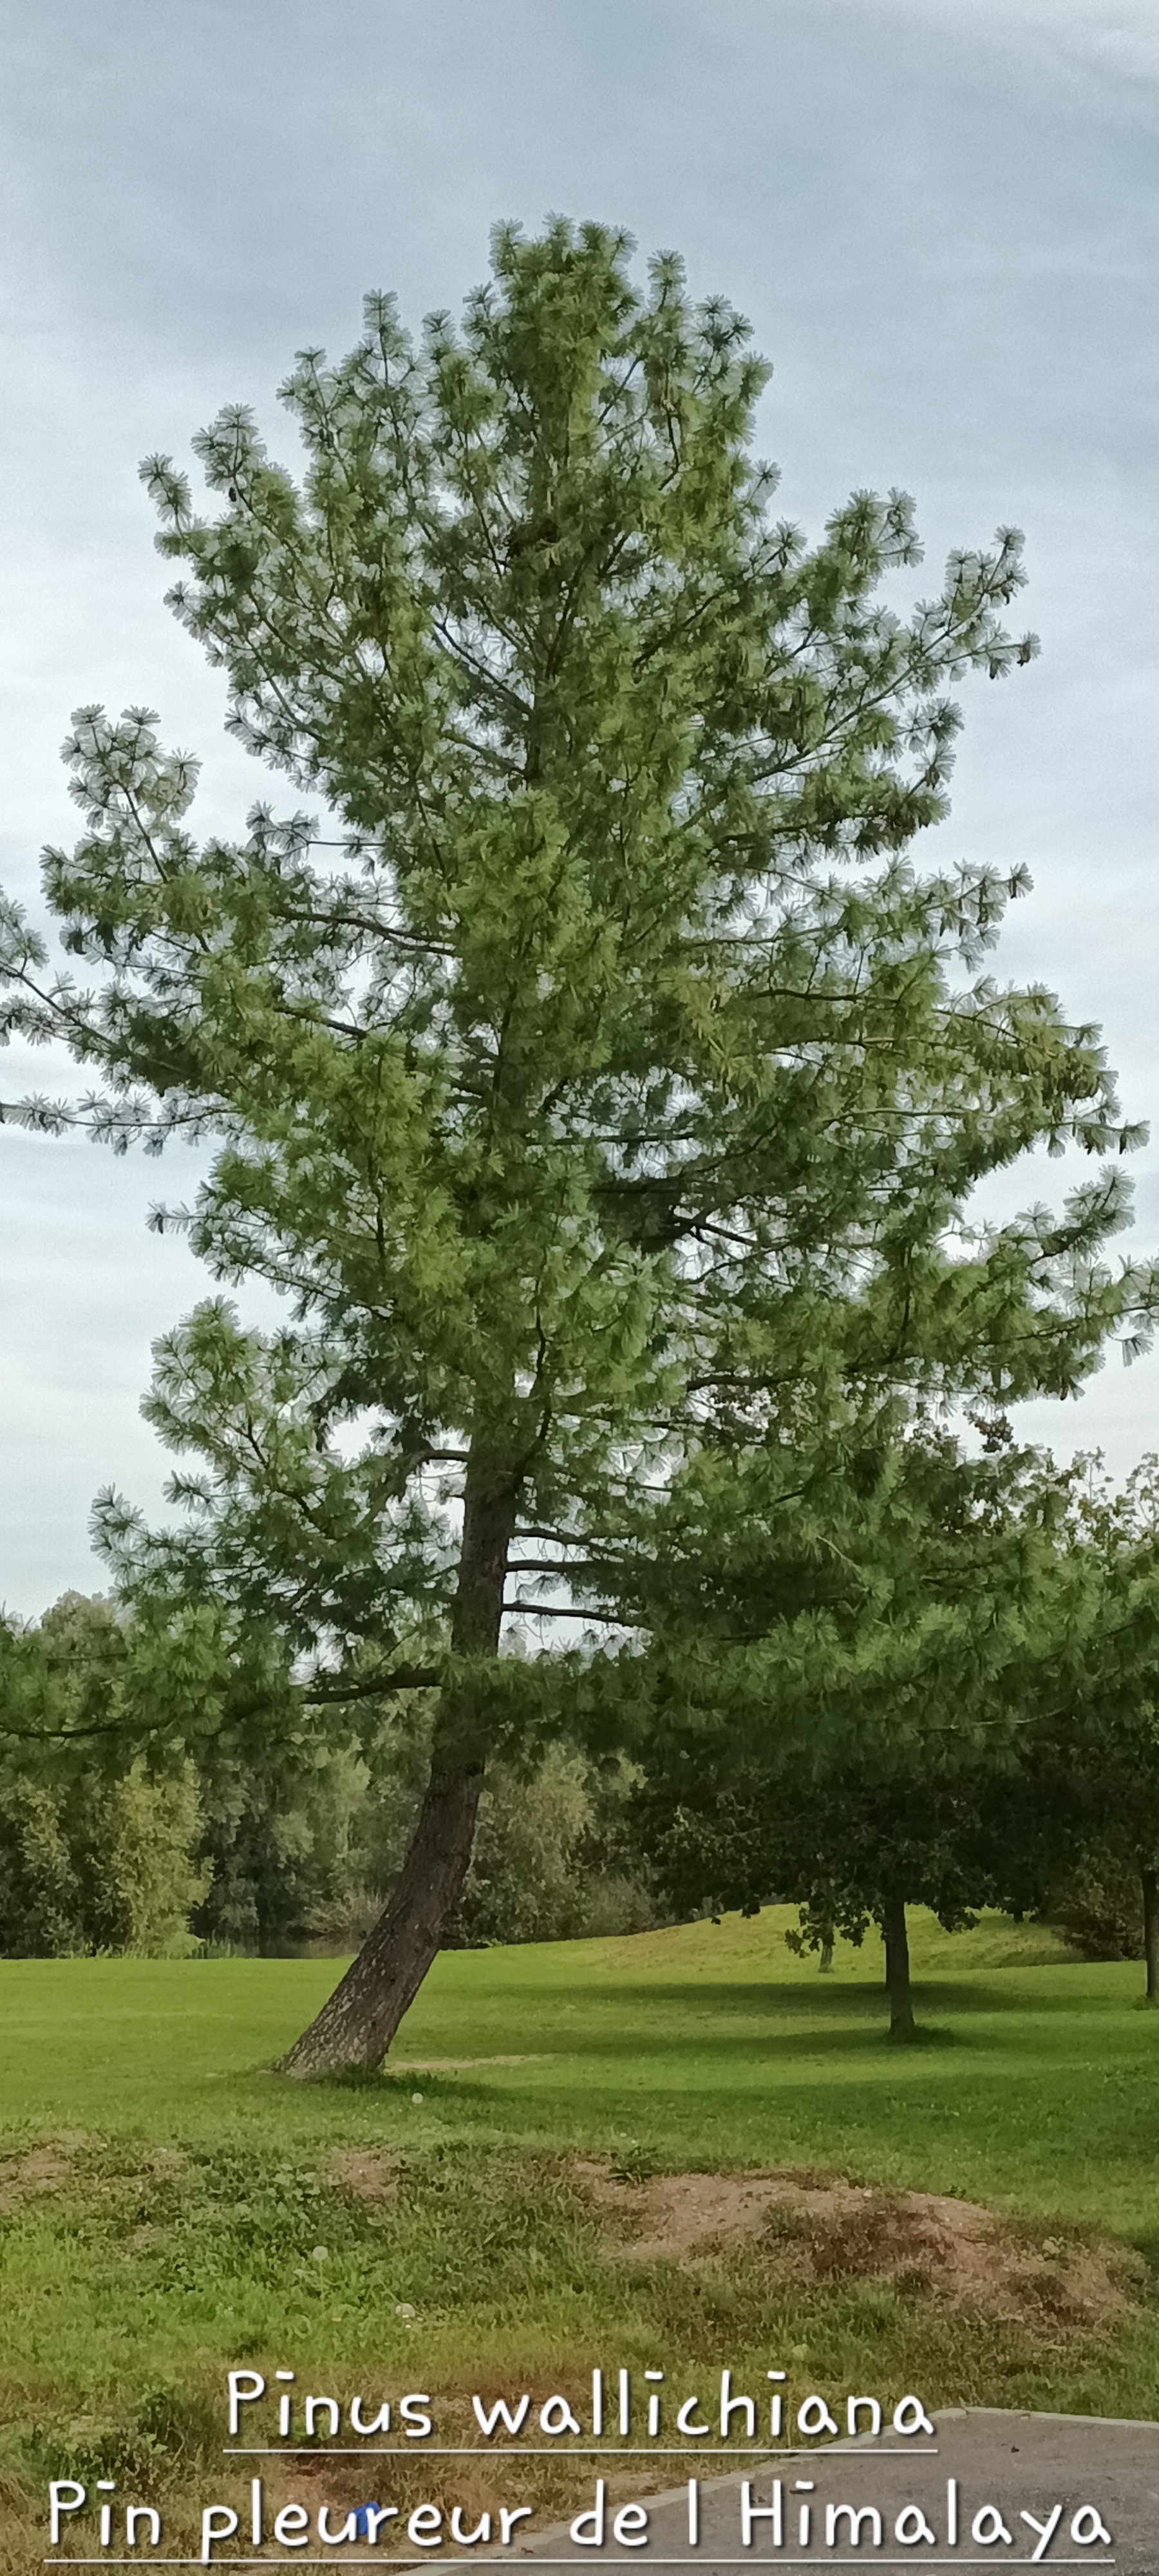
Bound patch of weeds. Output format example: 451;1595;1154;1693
842;2278;903;2325
1127;2228;1159;2280
892;2264;936;2300
759;2204;812;2244
23;2378;219;2499
608;2148;659;2186
157;2208;338;2298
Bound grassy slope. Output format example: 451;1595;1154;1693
1;1910;1158;2562
0;1905;1148;2225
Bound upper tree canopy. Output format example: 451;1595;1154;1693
1;220;1151;1719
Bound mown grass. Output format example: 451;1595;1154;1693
1;1909;1158;2566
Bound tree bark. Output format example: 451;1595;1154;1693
882;1888;915;2040
818;1934;834;1973
1143;1865;1158;2008
278;1449;517;2077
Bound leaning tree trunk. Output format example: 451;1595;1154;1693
882;1888;915;2040
279;1451;517;2078
1142;1865;1159;2009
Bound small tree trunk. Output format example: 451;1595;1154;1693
818;1934;834;1973
279;1450;516;2078
1142;1866;1159;2008
882;1888;915;2040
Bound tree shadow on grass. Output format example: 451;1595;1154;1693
460;1984;1124;2065
388;2010;970;2069
591;1975;1126;2023
306;1979;1141;2096
537;1977;889;2030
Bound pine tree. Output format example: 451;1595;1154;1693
1;222;1152;2071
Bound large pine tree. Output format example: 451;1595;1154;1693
1;222;1151;2070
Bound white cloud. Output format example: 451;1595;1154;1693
878;0;1159;91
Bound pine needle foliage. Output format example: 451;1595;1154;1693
1;222;1153;2063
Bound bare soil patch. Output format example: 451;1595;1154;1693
328;2146;401;2202
0;2132;90;2212
391;2056;545;2071
574;2162;1145;2331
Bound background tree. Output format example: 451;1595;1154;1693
2;222;1153;2072
0;1593;652;1957
193;1725;653;1954
995;1456;1159;2001
637;1754;1001;2040
0;1595;208;1955
626;1426;1080;2038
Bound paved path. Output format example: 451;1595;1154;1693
507;2414;1159;2576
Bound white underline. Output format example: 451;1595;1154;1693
222;2445;939;2459
41;2557;1118;2568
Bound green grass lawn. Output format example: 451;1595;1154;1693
0;1905;1151;2225
1;1909;1158;2565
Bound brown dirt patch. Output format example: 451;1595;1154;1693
328;2147;401;2202
0;2132;90;2213
574;2162;1144;2331
391;2056;545;2071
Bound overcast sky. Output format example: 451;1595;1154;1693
1;0;1157;1613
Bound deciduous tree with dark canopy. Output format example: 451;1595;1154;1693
1;221;1152;2072
624;1430;1081;2041
997;1455;1159;2005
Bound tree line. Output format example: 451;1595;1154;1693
2;220;1158;2064
0;1596;655;1958
5;1425;1159;2041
